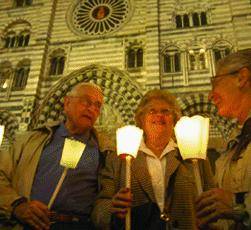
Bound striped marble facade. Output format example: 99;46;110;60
0;0;251;150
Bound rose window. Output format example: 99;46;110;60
68;0;131;36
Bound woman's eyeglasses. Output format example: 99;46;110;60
147;108;173;116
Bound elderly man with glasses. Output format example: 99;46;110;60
0;82;112;230
196;49;251;229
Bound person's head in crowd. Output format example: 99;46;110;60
135;89;181;141
209;49;251;124
64;82;104;134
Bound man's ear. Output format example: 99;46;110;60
238;67;250;88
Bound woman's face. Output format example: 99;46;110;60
141;99;175;138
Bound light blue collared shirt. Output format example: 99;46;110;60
31;123;99;215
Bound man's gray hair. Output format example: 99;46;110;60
216;48;251;73
67;82;103;97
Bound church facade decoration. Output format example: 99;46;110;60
0;0;250;149
67;0;132;36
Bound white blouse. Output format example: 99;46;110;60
139;139;177;212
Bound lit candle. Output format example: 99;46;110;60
175;115;209;194
116;125;143;230
48;138;86;209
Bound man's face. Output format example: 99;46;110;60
64;86;103;133
209;68;240;118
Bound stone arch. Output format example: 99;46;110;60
125;40;145;69
161;43;181;54
16;58;31;67
176;94;237;139
1;19;31;49
2;19;31;35
48;48;66;76
0;110;19;143
49;48;66;57
31;64;143;128
211;39;234;67
211;39;233;49
13;58;31;90
161;44;182;74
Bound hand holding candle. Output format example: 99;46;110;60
116;125;143;230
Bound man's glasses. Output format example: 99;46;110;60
210;69;240;85
69;96;102;111
209;65;250;85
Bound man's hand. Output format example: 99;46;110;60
13;200;50;230
196;188;234;228
111;187;132;219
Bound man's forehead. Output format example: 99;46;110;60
77;85;102;94
77;86;103;99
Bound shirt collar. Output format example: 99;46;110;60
57;123;98;147
57;123;70;137
139;138;177;159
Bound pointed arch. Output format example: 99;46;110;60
162;45;181;73
212;40;233;63
49;49;66;76
3;20;31;48
125;40;144;70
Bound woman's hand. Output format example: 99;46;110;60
111;187;132;219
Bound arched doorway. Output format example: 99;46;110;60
31;64;143;140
